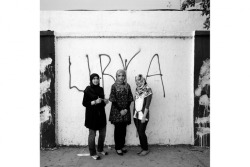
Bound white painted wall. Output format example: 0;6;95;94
40;11;206;145
41;0;182;10
40;11;206;35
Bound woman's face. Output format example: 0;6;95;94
117;73;125;83
136;81;143;87
92;76;99;85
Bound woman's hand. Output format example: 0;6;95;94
96;97;102;104
141;108;148;123
104;99;109;104
120;109;127;116
91;100;96;105
91;97;101;105
141;116;146;123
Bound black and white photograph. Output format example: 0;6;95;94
2;0;250;167
40;0;210;166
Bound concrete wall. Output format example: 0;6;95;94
41;0;182;10
40;11;206;146
40;11;206;35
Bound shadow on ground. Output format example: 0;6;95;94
41;145;209;167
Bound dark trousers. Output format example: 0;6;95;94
114;122;127;150
134;118;148;151
88;126;106;156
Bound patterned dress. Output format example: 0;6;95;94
109;83;134;125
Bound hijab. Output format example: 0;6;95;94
135;74;152;98
84;73;104;99
114;69;129;91
90;73;100;88
115;69;126;85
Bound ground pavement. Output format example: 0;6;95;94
41;145;209;167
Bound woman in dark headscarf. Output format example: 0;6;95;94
133;74;153;156
109;69;134;155
82;73;109;160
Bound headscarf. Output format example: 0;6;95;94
89;73;100;88
115;69;126;85
90;73;100;88
84;73;104;99
135;74;152;98
114;69;129;91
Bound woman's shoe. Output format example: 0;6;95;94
97;151;108;155
122;148;127;153
91;155;101;160
139;150;150;156
116;150;123;156
137;150;143;155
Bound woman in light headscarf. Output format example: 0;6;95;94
133;74;153;156
109;69;133;155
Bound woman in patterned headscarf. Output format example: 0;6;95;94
133;74;153;156
109;69;133;156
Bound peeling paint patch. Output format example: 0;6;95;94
194;58;210;147
195;116;209;124
200;59;210;76
40;32;56;149
40;105;51;123
40;58;52;73
196;127;210;136
199;94;209;106
195;86;202;97
40;79;51;99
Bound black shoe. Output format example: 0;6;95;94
122;148;127;153
116;150;123;156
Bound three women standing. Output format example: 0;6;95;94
83;71;152;159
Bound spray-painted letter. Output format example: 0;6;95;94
99;54;115;89
119;49;141;70
68;56;84;92
146;54;165;97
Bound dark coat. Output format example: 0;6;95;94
82;85;107;130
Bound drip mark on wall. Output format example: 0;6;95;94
196;127;210;147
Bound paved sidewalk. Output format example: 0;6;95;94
41;145;209;167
